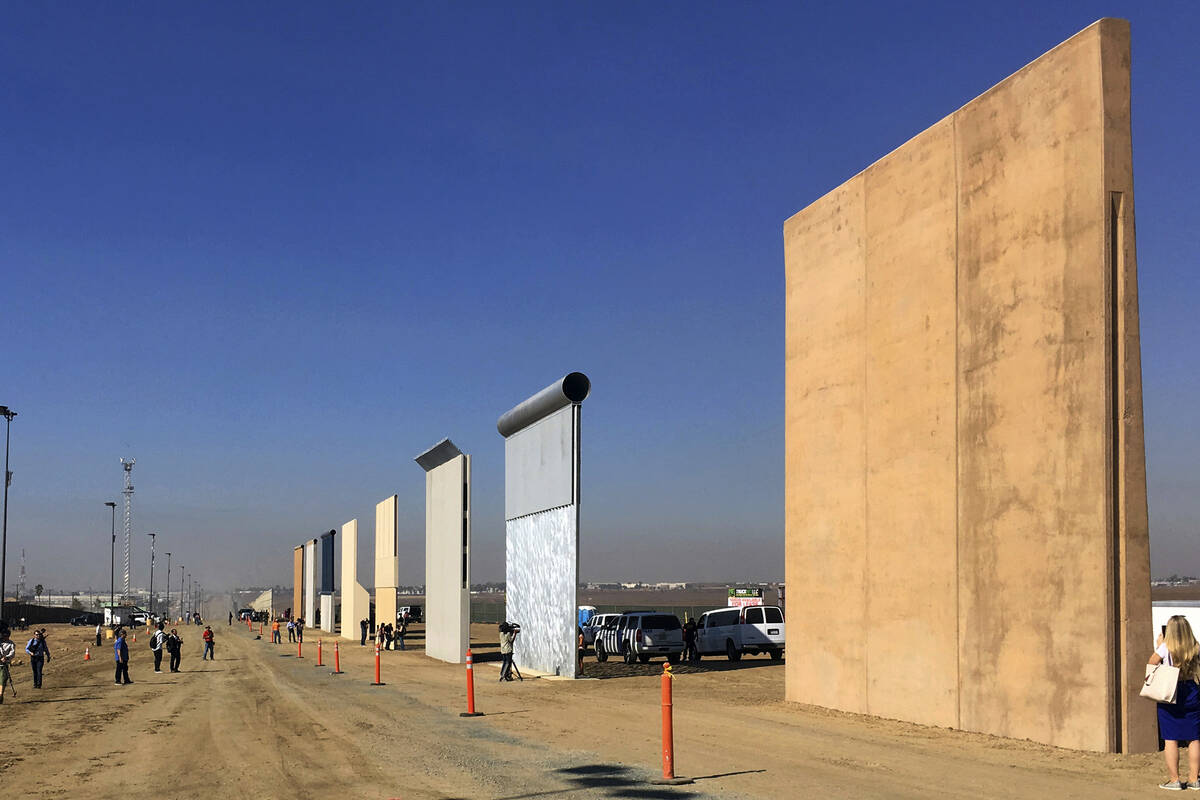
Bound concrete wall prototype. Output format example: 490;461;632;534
416;439;471;664
782;19;1151;752
341;519;369;641
250;589;273;615
292;547;303;619
303;539;317;624
375;496;399;629
499;373;590;678
320;593;334;633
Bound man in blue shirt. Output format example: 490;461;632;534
113;628;132;685
24;628;50;689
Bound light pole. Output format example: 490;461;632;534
0;406;17;624
105;501;116;613
147;532;156;618
186;573;191;620
178;565;184;621
164;552;171;622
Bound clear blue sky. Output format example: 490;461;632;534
2;2;1198;594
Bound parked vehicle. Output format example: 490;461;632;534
594;611;684;665
238;608;254;621
695;605;785;662
581;613;620;646
398;605;422;623
70;612;103;626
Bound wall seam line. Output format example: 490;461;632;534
953;112;962;732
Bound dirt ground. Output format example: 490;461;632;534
0;622;1171;799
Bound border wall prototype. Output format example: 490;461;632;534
498;373;590;678
783;19;1151;752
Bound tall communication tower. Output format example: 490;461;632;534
120;457;135;602
16;549;25;603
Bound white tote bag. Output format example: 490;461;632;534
1142;663;1181;704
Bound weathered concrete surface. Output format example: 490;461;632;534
783;19;1151;752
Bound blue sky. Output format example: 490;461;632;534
2;2;1198;594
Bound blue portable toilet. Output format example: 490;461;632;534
577;606;597;627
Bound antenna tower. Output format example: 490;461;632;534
120;457;135;602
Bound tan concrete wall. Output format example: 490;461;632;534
783;18;1152;752
375;496;399;629
424;454;471;664
292;547;303;620
340;519;370;641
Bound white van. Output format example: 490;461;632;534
695;605;785;661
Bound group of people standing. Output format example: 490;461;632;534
356;612;412;649
0;625;51;700
113;621;213;683
375;617;407;651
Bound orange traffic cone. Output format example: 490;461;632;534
84;646;91;661
132;633;137;643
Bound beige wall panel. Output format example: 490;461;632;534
783;175;868;713
1100;21;1155;753
292;547;303;620
375;496;399;628
425;455;470;663
340;519;370;641
955;25;1111;751
783;20;1151;752
863;120;959;727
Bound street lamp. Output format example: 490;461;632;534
164;552;171;623
147;532;156;618
0;405;17;623
178;565;184;622
105;502;117;614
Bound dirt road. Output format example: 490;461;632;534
0;623;1167;798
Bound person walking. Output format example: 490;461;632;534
95;622;103;648
113;628;132;685
0;626;14;703
359;618;368;647
683;619;698;663
1150;614;1200;790
498;622;515;682
228;611;233;626
202;626;215;660
167;629;182;672
25;628;50;689
577;625;585;674
150;623;166;673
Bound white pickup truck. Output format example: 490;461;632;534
695;605;785;661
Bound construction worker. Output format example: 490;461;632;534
271;618;281;644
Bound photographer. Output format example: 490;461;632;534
498;622;518;682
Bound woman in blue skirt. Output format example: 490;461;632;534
1150;615;1200;790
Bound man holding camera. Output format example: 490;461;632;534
498;622;519;682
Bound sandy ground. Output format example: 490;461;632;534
0;622;1171;799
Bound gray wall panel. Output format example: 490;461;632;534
506;504;577;678
504;405;576;521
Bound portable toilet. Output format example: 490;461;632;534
577;606;597;627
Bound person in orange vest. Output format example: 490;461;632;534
271;618;281;644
